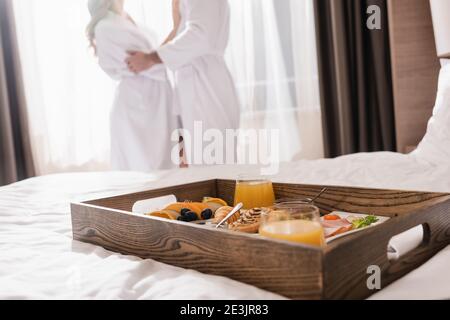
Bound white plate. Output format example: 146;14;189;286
323;211;390;243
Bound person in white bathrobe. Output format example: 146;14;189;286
126;0;240;164
86;0;178;171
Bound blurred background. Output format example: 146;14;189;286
11;0;322;176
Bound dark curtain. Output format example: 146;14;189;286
314;0;396;158
0;0;35;186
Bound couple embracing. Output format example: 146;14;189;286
86;0;240;171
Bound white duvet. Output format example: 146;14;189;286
1;152;450;300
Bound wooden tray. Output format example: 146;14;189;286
71;180;450;299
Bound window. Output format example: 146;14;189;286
13;0;322;175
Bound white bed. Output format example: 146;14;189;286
1;151;450;300
1;57;450;301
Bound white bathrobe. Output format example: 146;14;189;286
95;12;176;171
157;0;240;141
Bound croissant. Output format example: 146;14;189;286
214;206;241;224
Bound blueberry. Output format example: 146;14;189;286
184;211;198;222
180;208;191;216
201;209;213;220
177;215;188;222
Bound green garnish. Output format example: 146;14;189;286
351;215;379;229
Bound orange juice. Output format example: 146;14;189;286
234;180;275;209
259;220;325;247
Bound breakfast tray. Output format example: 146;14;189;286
70;179;450;299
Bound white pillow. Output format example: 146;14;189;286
413;62;450;165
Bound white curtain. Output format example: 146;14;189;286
13;0;322;175
13;0;115;175
227;0;323;162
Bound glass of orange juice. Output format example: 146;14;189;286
234;175;275;209
259;202;325;247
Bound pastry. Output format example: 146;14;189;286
147;197;229;222
165;202;209;219
214;206;241;224
228;208;264;234
146;209;179;220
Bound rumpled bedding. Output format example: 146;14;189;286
1;152;450;299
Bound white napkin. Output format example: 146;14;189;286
132;195;177;214
387;225;424;261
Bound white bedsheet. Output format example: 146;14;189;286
1;152;450;300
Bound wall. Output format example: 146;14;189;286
388;0;441;153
